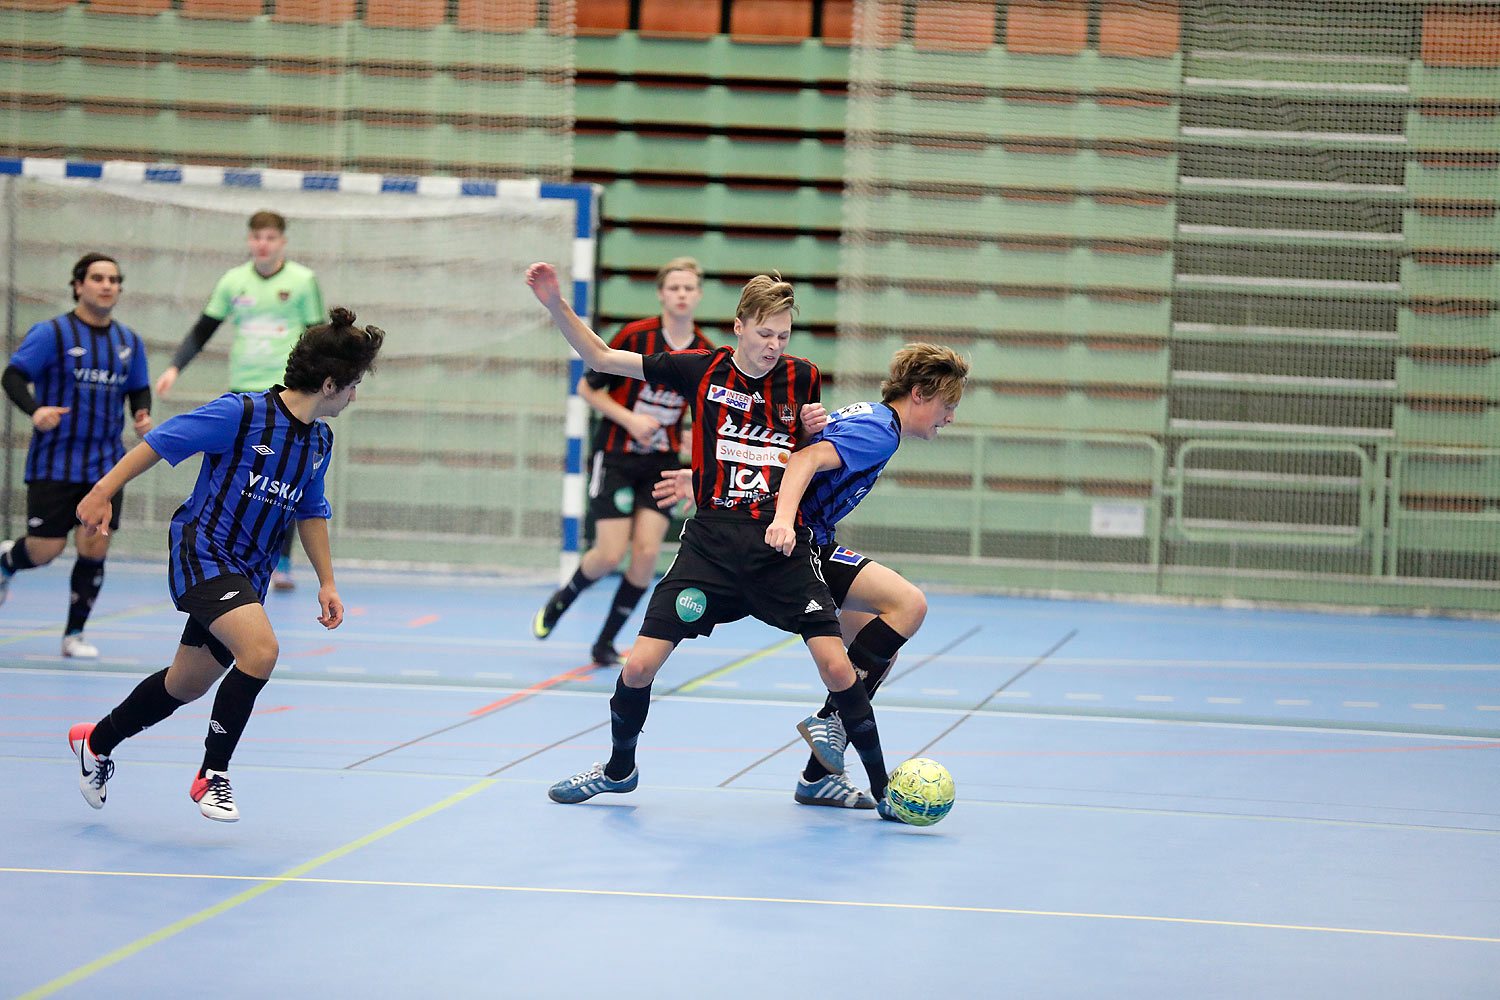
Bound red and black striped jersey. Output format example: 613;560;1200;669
583;317;713;455
641;346;821;523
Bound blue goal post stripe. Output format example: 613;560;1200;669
1;156;599;581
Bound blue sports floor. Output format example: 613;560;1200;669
2;558;1498;998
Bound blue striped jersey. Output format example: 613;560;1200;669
144;389;333;603
9;312;150;484
800;401;902;546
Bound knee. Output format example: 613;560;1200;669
900;585;928;630
621;655;658;687
233;635;280;678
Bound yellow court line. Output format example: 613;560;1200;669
0;601;175;647
6;866;1498;946
11;778;496;1000
675;636;798;693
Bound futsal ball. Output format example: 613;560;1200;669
885;757;955;826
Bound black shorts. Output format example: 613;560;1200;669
815;541;873;608
175;573;260;668
26;480;122;538
640;517;843;643
588;450;681;522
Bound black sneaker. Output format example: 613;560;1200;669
532;591;568;639
590;641;621;667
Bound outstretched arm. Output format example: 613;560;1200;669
765;440;842;556
76;441;163;536
526;263;644;380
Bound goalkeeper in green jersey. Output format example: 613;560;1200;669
155;209;325;590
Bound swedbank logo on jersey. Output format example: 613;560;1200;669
243;471;303;508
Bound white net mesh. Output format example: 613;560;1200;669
837;0;1499;611
1;173;579;572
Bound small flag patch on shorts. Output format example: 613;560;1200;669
829;546;863;565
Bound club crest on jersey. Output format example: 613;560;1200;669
707;384;752;412
780;404;794;425
278;290;291;301
829;546;864;566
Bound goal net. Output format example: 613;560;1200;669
835;1;1500;611
0;162;591;575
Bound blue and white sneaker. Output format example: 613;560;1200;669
796;713;847;775
795;772;875;809
547;762;639;803
876;796;906;823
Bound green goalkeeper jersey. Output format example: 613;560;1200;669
203;260;324;392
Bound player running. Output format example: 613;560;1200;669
532;257;713;666
66;308;383;822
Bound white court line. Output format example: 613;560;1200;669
1276;699;1312;706
1411;704;1446;711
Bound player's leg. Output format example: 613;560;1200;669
800;559;924;786
549;522;726;804
184;591;279;821
590;504;669;666
67;629;223;810
0;481;70;608
535;515;629;640
272;531;295;591
806;634;890;802
63;487;120;658
548;636;675;803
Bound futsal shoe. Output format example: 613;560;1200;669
590;641;621;667
61;633;99;659
0;539;12;607
532;591;567;639
190;769;240;822
68;722;113;809
875;796;907;823
796;713;847;775
547;762;638;803
794;772;875;809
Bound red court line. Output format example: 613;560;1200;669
469;665;596;715
407;614;440;627
285;646;336;659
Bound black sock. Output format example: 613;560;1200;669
596;579;646;648
804;618;907;780
89;668;185;757
201;667;268;774
849;616;908;679
605;674;651;780
65;556;105;635
550;567;597;615
2;537;36;574
829;683;887;800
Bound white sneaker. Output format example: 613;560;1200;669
61;633;99;659
68;722;112;809
190;769;239;822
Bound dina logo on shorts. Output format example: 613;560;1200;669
675;587;706;623
614;487;633;514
